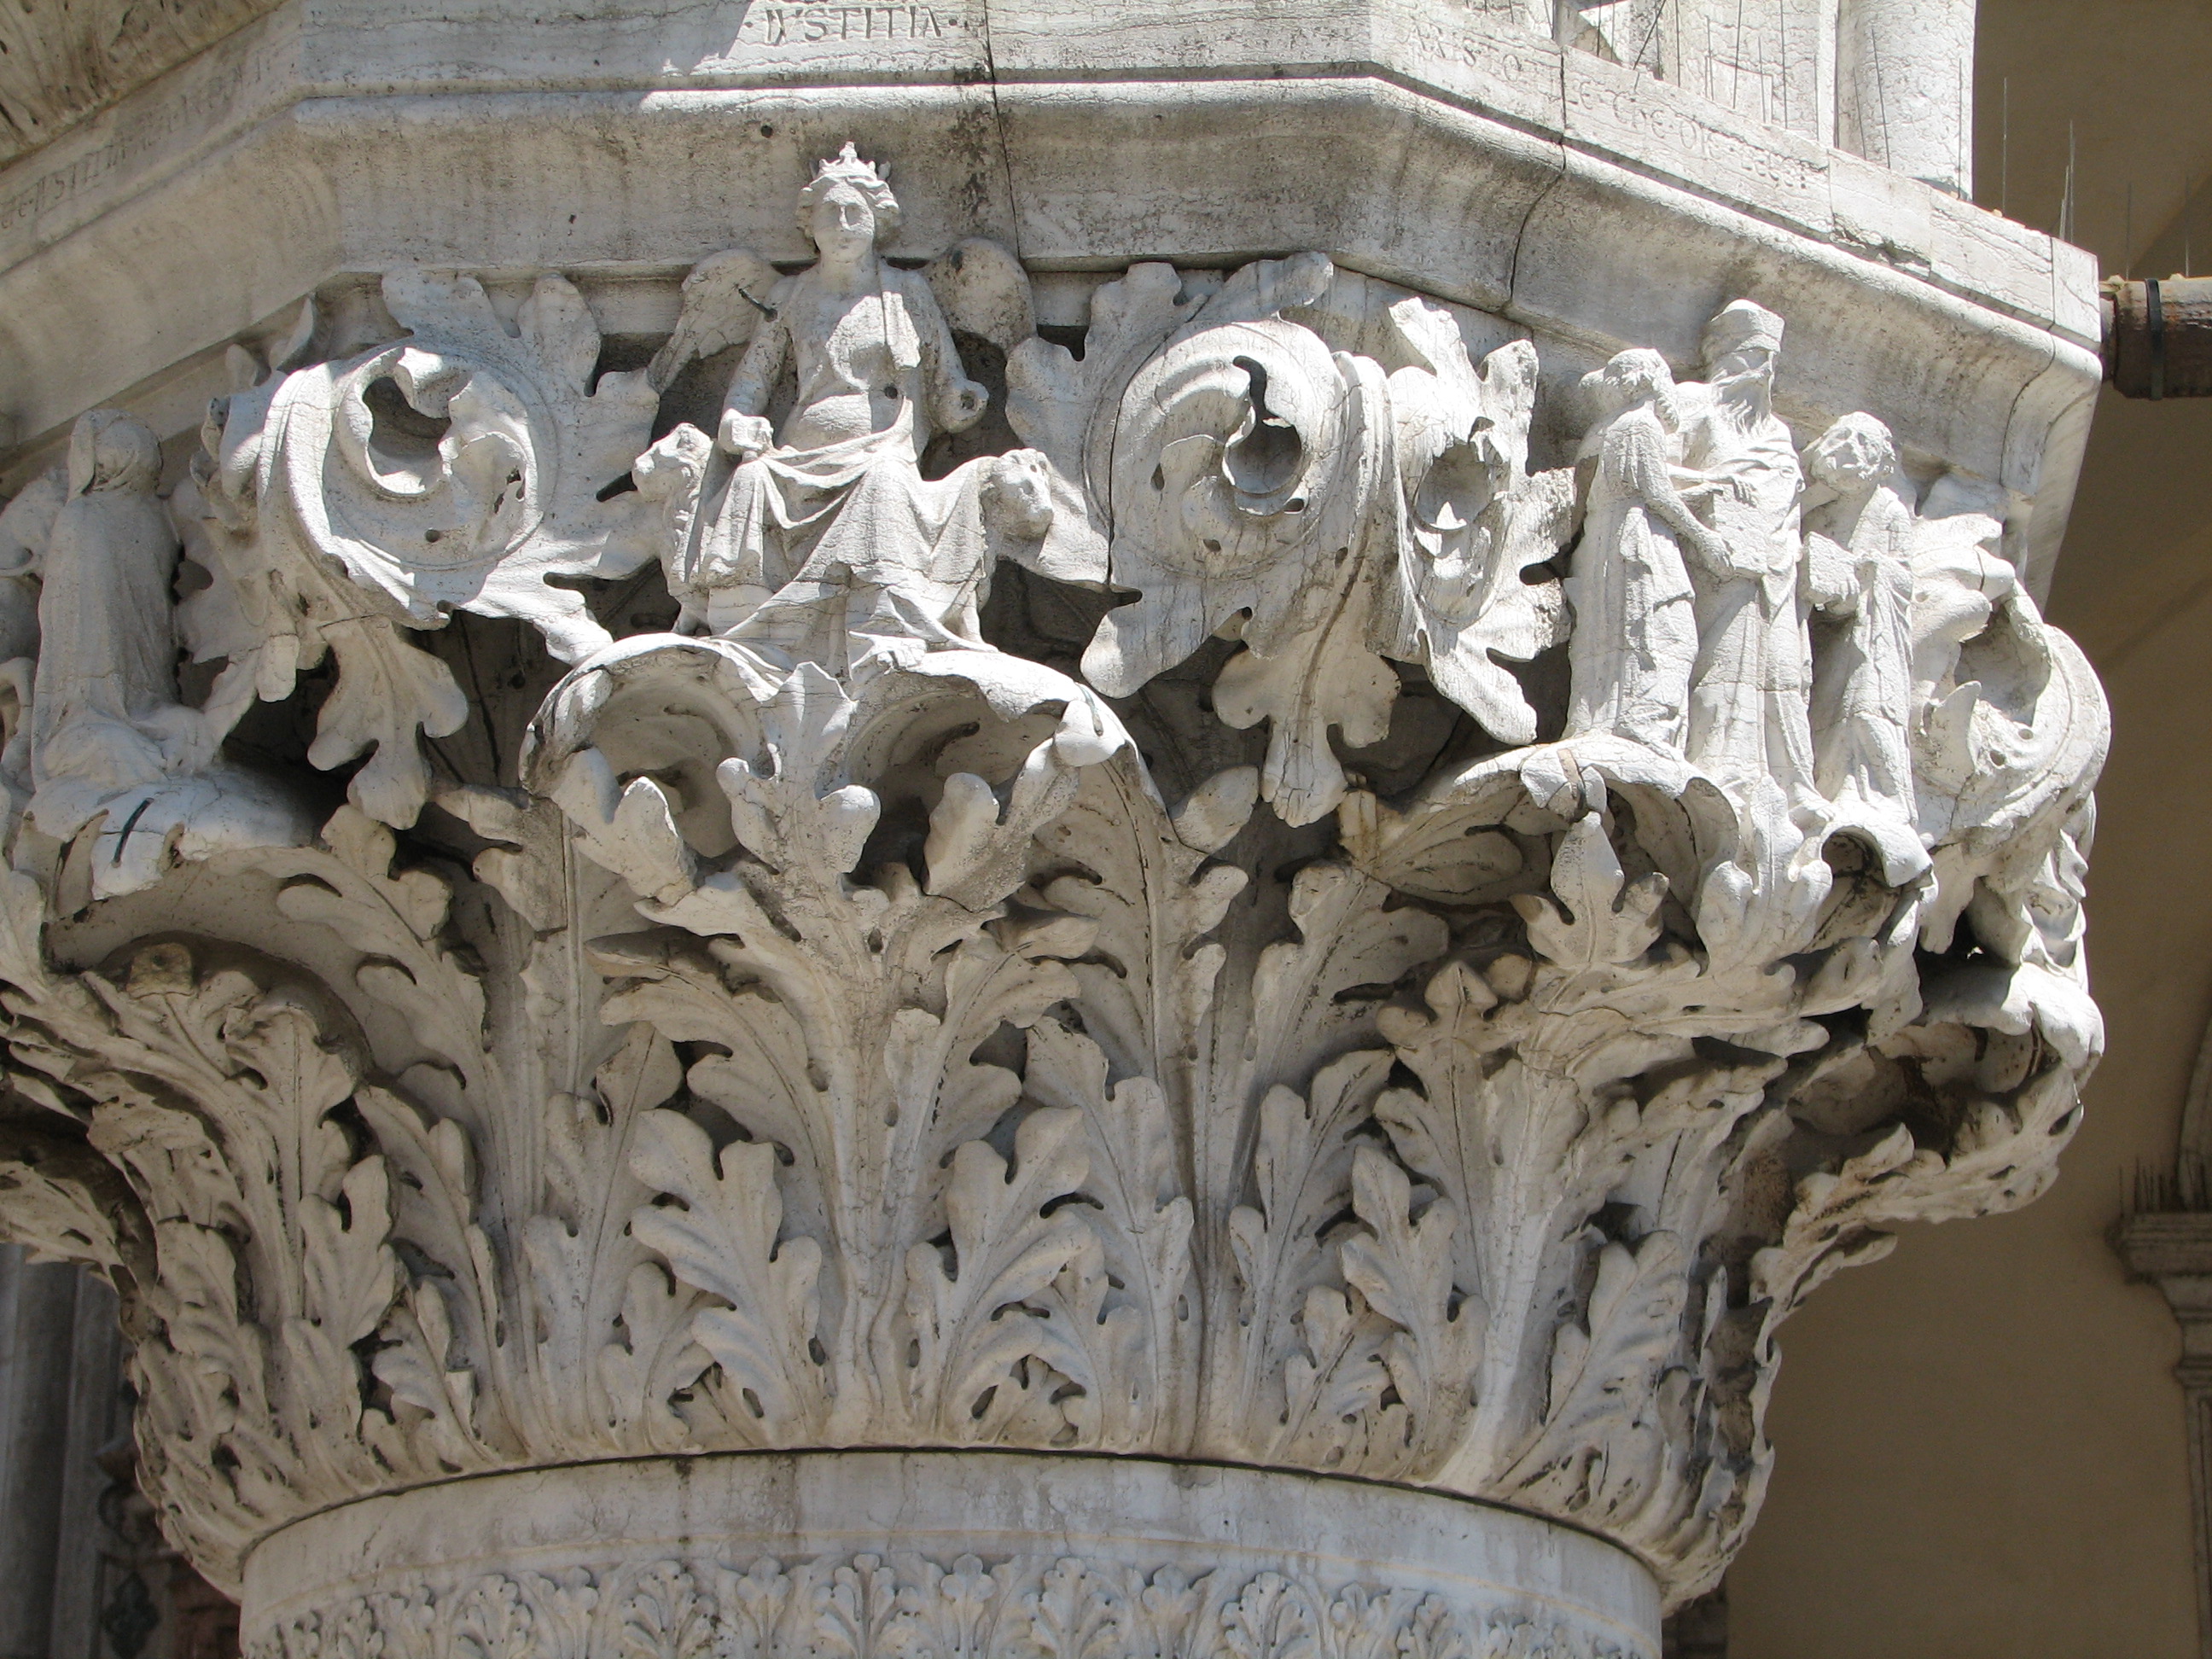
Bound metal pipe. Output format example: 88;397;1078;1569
2104;276;2212;398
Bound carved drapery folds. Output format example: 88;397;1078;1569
0;147;2104;1619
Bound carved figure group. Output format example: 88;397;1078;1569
1546;303;1834;812
1558;300;1990;876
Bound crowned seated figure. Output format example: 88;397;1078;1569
661;145;1054;682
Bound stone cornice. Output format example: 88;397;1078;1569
0;3;2082;332
0;0;284;171
2116;1212;2212;1284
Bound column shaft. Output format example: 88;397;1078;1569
0;1248;83;1659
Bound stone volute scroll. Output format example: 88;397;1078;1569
0;131;2106;1659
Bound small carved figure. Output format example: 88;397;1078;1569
29;411;207;831
1675;300;1819;808
7;409;316;892
0;466;63;800
651;144;1048;679
1563;349;1728;750
0;466;58;667
1802;413;1922;864
1907;502;2017;716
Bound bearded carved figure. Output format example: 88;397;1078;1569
0;144;2104;1659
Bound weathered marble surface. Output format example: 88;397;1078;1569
0;132;2106;1656
0;1;1976;193
0;5;2109;1652
246;1451;1662;1659
0;2;2093;591
0;0;281;169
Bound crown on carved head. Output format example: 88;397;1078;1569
795;141;902;243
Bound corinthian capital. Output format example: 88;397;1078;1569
0;47;2103;1656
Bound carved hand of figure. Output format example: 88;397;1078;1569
1675;480;1724;518
872;636;928;672
1684;522;1734;575
1802;532;1857;614
719;409;776;458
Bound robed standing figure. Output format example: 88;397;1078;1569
1802;414;1919;829
1564;349;1732;752
31;411;205;832
1674;300;1820;812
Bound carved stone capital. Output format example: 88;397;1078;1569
0;27;2107;1650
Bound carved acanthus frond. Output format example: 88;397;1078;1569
252;1546;1632;1659
0;1103;153;1288
179;269;663;830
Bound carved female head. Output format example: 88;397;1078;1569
797;143;901;259
67;408;162;497
1805;411;1899;493
1594;347;1679;427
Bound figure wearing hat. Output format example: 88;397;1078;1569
1673;299;1821;814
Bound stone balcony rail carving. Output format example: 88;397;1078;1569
0;130;2105;1659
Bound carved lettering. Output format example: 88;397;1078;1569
0;35;288;234
736;3;971;48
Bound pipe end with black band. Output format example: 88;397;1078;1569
2104;276;2212;398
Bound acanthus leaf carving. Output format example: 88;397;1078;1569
1339;1144;1481;1478
245;1550;1637;1659
178;266;663;832
1220;1049;1400;1470
1020;1020;1197;1451
905;1109;1094;1443
628;1109;829;1445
